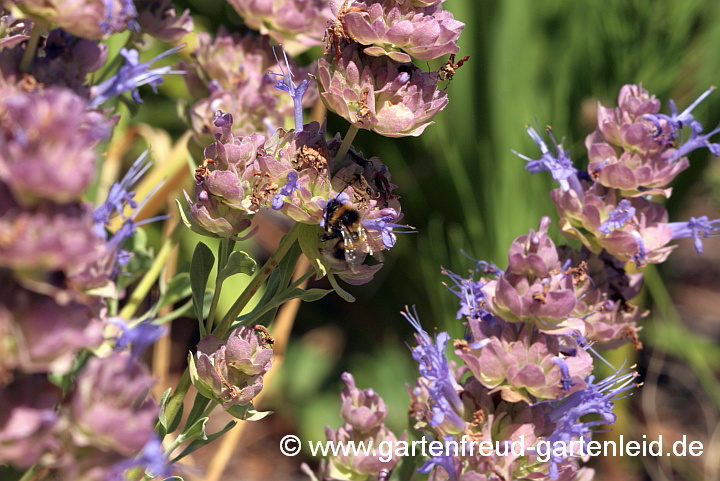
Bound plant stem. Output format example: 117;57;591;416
19;19;45;73
206;239;230;333
334;124;359;163
120;226;180;320
213;223;301;338
18;465;41;481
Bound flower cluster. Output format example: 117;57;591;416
184;30;319;141
189;326;274;412
0;9;188;479
303;373;407;480
394;84;719;480
318;0;464;137
185;110;410;284
517;85;720;265
306;83;716;481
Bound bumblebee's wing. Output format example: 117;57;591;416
363;227;386;263
340;225;364;272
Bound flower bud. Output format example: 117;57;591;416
190;327;274;409
334;0;464;63
482;218;579;332
0;85;110;204
340;372;388;432
317;43;448;137
226;0;331;52
134;0;193;43
69;353;157;456
21;0;137;40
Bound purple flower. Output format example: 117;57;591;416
544;366;640;479
69;353;158;457
441;266;493;321
94;151;168;249
110;437;170;481
599;199;636;234
402;306;465;431
512;126;580;192
669;216;720;254
670;124;720;161
272;171;300;210
89;44;186;108
645;86;715;144
417;435;458;481
101;0;138;34
551;357;575;391
111;318;168;358
270;47;310;132
363;210;416;249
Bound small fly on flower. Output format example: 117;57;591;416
321;191;384;272
438;53;470;83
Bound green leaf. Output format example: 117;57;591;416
190;242;215;322
185;392;212;431
328;273;355;303
218;251;257;283
297;223;328;279
157;273;192;309
157;388;174;431
170;421;236;465
226;404;273;421
273;287;332;305
175;416;208;446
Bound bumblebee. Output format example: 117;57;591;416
321;194;383;271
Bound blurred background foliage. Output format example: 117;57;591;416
118;0;720;479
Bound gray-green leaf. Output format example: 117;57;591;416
218;251;257;283
170;421;236;465
190;242;215;322
175;416;209;445
226;404;273;421
157;387;174;431
158;273;192;309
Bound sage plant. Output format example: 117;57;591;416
0;1;717;481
